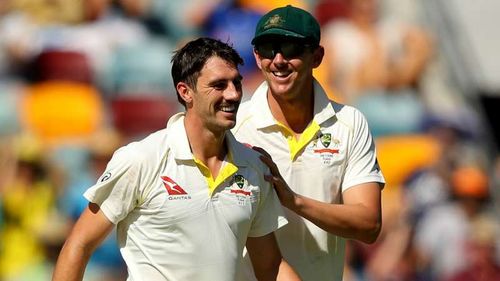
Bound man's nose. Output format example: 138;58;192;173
225;82;241;100
272;51;287;64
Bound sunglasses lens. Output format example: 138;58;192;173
256;41;307;59
280;42;305;58
256;43;275;59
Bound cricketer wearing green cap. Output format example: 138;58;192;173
234;4;385;281
251;5;320;46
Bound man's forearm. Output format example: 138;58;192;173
53;203;114;280
291;194;381;243
52;241;91;281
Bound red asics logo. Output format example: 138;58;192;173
161;176;188;195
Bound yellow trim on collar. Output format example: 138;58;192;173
277;121;320;161
194;149;238;195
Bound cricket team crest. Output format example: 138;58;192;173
230;174;251;196
320;133;332;148
264;14;285;30
314;132;340;165
234;174;245;189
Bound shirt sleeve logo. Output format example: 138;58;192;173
100;172;112;182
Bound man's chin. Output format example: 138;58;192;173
268;79;292;92
215;118;236;131
225;120;237;130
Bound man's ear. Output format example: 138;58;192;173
253;49;263;70
312;46;324;69
176;82;193;104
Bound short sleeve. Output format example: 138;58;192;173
83;145;142;224
342;109;385;191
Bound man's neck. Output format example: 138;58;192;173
268;87;314;135
184;116;226;177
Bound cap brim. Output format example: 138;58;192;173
251;28;306;44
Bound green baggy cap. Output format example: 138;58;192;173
251;5;320;45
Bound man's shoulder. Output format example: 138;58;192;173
330;100;357;115
236;98;254;118
134;128;169;149
328;100;368;126
227;133;268;174
234;99;258;134
230;134;261;162
236;83;268;120
116;128;170;165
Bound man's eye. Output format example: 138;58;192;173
234;80;242;91
213;83;227;90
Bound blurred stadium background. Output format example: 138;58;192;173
0;0;499;280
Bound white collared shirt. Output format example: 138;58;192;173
84;112;287;281
233;80;385;281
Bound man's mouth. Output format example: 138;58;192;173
219;104;238;113
272;71;292;78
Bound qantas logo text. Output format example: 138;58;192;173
161;176;191;200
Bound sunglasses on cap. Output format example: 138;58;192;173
255;41;312;60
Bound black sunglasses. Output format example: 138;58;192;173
255;41;312;60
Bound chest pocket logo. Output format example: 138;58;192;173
320;133;331;147
230;174;251;196
314;133;341;165
161;176;191;200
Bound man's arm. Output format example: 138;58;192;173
52;203;115;281
255;147;382;244
290;183;381;244
246;232;301;281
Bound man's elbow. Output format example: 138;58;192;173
357;219;382;244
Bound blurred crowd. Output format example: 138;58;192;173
0;0;499;281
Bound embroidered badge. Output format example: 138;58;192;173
314;133;341;164
230;174;251;196
264;14;285;29
320;133;331;147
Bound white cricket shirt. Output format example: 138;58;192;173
84;113;287;281
233;80;385;281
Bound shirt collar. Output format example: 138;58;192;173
250;79;337;130
167;112;192;160
167;112;247;167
